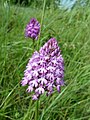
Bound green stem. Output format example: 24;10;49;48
23;100;32;120
33;39;35;52
35;100;39;120
37;0;46;50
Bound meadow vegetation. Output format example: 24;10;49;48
0;1;90;120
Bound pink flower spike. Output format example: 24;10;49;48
25;18;40;40
21;37;64;100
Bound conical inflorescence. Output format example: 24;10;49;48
25;18;40;40
21;38;64;100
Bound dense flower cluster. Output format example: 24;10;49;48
21;38;64;100
25;18;40;40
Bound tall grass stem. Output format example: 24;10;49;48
35;100;39;120
37;0;46;50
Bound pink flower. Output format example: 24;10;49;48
38;78;47;85
26;86;33;92
21;38;64;100
35;87;44;94
25;18;40;40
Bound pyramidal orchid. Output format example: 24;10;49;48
21;38;64;100
25;18;40;40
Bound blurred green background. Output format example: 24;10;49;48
0;0;90;120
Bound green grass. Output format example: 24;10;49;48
0;1;90;120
